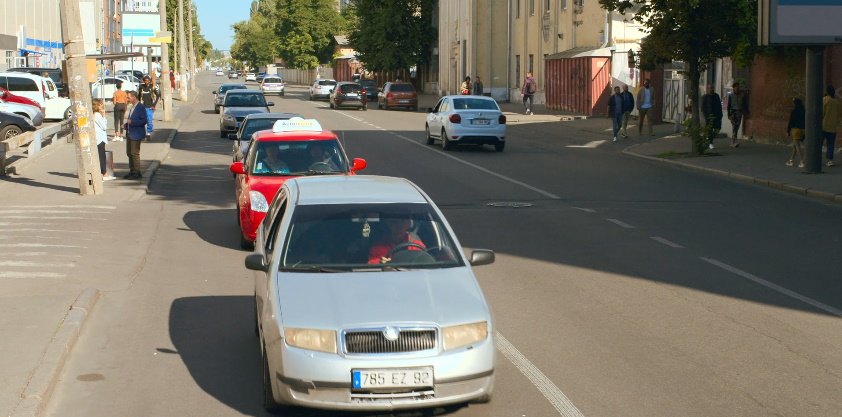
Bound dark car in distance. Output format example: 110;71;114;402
358;79;378;101
0;111;36;140
219;89;274;137
229;112;302;162
377;82;418;111
329;81;367;111
213;83;248;113
7;67;66;97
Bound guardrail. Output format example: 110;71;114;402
1;119;73;175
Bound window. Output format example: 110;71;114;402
7;76;38;92
515;55;521;88
528;54;534;74
530;0;535;15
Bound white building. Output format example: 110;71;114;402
0;0;65;70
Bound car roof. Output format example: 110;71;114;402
0;72;48;80
243;112;301;121
441;94;496;100
289;176;428;206
220;83;247;88
252;129;339;143
226;89;262;94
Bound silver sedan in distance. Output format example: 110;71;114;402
245;175;496;413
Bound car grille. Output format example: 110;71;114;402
344;328;436;354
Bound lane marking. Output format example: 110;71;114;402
606;218;635;229
571;207;596;213
0;210;111;215
0;243;87;248
0;261;76;268
0;205;116;209
650;236;684;248
0;272;66;279
0;229;97;234
7;252;82;258
700;257;842;318
496;331;586;417
0;216;106;220
566;140;606;148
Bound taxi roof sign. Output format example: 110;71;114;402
272;117;323;133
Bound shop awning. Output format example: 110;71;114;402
20;48;49;56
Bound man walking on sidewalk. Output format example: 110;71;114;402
522;72;537;115
701;85;723;149
822;85;841;167
636;79;655;137
138;76;159;141
727;82;749;147
608;86;624;142
123;91;148;180
620;84;635;138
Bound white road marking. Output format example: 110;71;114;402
0;210;111;215
650;236;684;248
0;216;106;220
700;257;842;318
571;207;596;213
0;205;116;209
0;243;87;248
0;229;97;234
566;140;606;148
496;331;586;417
0;261;76;268
606;218;635;229
335;112;365;122
0;272;66;279
8;252;82;258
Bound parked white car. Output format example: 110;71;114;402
425;95;507;152
44;97;72;121
308;79;336;100
0;100;44;126
0;72;52;108
91;77;137;101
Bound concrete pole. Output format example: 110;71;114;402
59;0;103;195
178;0;188;101
804;46;824;174
159;0;173;121
188;3;197;91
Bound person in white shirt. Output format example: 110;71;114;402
92;100;115;180
635;79;655;136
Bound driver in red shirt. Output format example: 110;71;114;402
368;218;425;264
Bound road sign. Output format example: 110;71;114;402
149;36;172;44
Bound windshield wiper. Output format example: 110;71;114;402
281;265;346;273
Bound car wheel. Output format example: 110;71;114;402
495;142;505;152
329;101;334;109
220;130;227;138
253;297;259;337
214;105;219;114
383;102;390;111
64;108;73;120
441;129;452;151
377;100;382;110
1;125;23;141
425;125;434;145
280;91;284;97
261;346;285;412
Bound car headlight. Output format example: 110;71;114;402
248;191;269;213
284;328;337;353
223;113;235;122
442;321;488;351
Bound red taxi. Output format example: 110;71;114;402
229;118;366;248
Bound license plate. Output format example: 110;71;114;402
472;119;490;125
347;93;358;97
398;99;410;103
352;367;433;389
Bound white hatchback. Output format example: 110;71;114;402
425;95;507;152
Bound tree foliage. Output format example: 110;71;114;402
348;0;436;72
599;0;756;154
274;0;342;69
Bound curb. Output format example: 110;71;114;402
10;288;101;417
621;145;842;205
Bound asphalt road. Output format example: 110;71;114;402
44;73;842;417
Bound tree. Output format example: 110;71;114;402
230;16;280;69
273;0;342;68
599;0;756;155
348;0;436;73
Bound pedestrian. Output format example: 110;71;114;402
822;85;841;167
169;70;176;90
608;86;624;142
473;76;484;96
112;82;128;141
620;84;635;138
701;85;723;149
786;97;806;168
521;72;537;115
123;91;147;180
92;99;115;181
460;76;472;95
726;82;749;147
138;75;160;141
635;78;655;136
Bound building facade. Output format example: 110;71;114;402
0;0;65;70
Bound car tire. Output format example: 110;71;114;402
261;347;285;412
253;297;259;337
64;108;73;120
383;102;390;111
1;125;23;140
329;101;334;109
441;129;452;151
280;91;284;97
220;130;227;138
425;125;434;145
214;105;219;114
377;100;382;109
495;142;505;152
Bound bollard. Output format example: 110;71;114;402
105;150;114;177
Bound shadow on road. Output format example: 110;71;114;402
182;208;241;251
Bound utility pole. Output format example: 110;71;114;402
188;3;197;91
178;0;188;101
60;0;103;195
804;46;825;174
159;0;173;121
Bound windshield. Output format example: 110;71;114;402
318;80;337;86
451;98;500;110
224;93;267;107
241;118;290;140
281;203;463;271
339;84;362;93
248;139;348;176
219;85;246;94
390;83;415;92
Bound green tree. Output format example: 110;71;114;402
348;0;436;73
599;0;756;155
273;0;342;68
230;15;280;69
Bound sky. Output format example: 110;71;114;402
193;0;252;51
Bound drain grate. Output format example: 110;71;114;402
486;202;534;208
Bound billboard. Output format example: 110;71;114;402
760;0;842;44
122;13;162;46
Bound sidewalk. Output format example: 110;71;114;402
0;91;197;417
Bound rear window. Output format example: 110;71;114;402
390;83;415;93
6;77;39;92
225;93;267;107
451;98;500;110
339;84;362;93
318;80;337;86
263;78;282;83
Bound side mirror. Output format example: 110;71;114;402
227;133;238;140
244;254;268;271
267;102;274;106
229;161;246;175
427;107;434;113
469;249;495;266
351;158;367;172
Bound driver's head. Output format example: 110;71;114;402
264;144;279;158
385;217;411;240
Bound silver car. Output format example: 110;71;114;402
425;95;507;152
219;89;273;138
260;76;285;96
0;101;44;126
212;83;247;113
246;175;496;413
308;79;336;100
